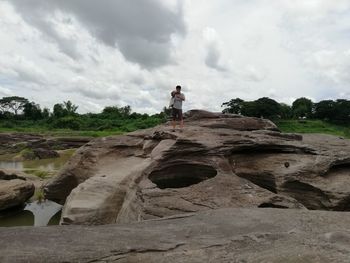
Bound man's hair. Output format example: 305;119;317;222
176;85;181;90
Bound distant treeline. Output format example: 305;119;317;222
222;97;350;124
0;96;167;131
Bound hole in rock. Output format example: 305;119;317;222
324;162;350;177
258;203;288;209
281;180;331;210
149;163;217;189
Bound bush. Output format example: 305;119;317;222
52;116;82;130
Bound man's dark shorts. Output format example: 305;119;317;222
172;108;183;121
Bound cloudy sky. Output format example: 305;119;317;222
1;0;350;114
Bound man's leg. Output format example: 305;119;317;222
171;108;177;131
179;110;184;130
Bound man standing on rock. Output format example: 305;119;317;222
170;85;185;132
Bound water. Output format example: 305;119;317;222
0;149;75;174
0;200;62;227
0;149;75;227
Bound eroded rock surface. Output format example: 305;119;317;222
1;208;350;263
0;170;35;211
44;110;350;225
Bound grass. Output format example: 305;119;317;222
0;127;124;137
275;119;350;139
24;169;52;179
34;189;45;203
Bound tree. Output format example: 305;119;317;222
240;97;281;119
279;103;293;119
0;96;29;115
53;101;78;118
314;100;335;120
241;101;259;117
119;105;132;117
292;97;313;118
63;101;78;115
222;98;244;114
23;102;42;120
42;108;50;119
102;105;132;118
255;97;281;119
333;99;350;124
53;103;66;118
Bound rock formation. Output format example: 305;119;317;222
0;170;35;211
44;110;350;226
1;208;350;262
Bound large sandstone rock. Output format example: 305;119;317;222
0;171;35;211
44;110;350;225
1;208;350;262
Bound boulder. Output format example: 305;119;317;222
0;169;26;181
44;110;350;225
1;208;350;262
0;179;35;211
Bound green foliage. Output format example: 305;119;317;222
332;99;350;124
0;96;166;135
26;169;51;179
63;100;78;115
279;103;293;119
23;102;43;120
34;188;46;203
313;100;334;121
222;97;350;124
52;116;82;130
223;97;281;119
53;103;66;118
276;119;350;139
222;98;244;114
292;97;313;118
53;101;78;118
102;105;132;118
0;96;29;115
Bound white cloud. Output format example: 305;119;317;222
0;86;12;97
1;0;350;114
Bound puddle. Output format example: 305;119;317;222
0;200;62;227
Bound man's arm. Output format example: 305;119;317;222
177;93;185;101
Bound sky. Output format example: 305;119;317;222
0;0;350;114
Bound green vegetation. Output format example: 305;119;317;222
275;120;350;139
222;97;350;138
25;169;52;179
222;97;350;125
0;96;168;136
34;189;45;203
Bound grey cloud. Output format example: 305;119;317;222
8;0;186;68
7;0;82;60
205;43;227;71
0;86;12;96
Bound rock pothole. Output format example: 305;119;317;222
148;162;217;189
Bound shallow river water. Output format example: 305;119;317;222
0;149;75;227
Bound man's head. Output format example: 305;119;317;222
176;85;181;92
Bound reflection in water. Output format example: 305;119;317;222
0;201;62;227
24;201;63;226
0;149;75;173
0;210;34;227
